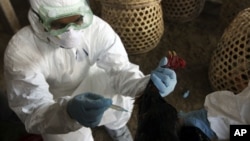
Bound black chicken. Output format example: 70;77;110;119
134;80;180;141
134;80;212;141
134;53;211;141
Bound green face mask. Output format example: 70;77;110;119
35;1;93;36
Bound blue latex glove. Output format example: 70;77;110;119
151;57;177;97
179;109;217;139
67;93;112;128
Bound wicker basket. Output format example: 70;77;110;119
99;0;164;54
220;0;250;28
100;0;157;5
209;8;250;94
161;0;205;23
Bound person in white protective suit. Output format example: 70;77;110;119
179;82;250;141
4;0;177;141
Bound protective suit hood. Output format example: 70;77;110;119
29;0;82;10
28;0;92;45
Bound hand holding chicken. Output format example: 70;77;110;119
151;57;177;97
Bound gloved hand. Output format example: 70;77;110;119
179;109;217;140
151;57;177;97
67;93;112;128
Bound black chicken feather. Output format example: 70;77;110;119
179;126;211;141
134;80;179;141
134;79;212;141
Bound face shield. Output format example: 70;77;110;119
32;1;93;36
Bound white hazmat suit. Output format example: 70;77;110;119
205;82;250;140
4;0;150;140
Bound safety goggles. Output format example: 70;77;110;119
34;1;93;36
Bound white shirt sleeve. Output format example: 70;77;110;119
91;18;150;97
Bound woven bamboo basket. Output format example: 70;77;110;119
99;0;164;54
220;0;250;28
209;8;250;94
100;0;157;6
161;0;205;23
